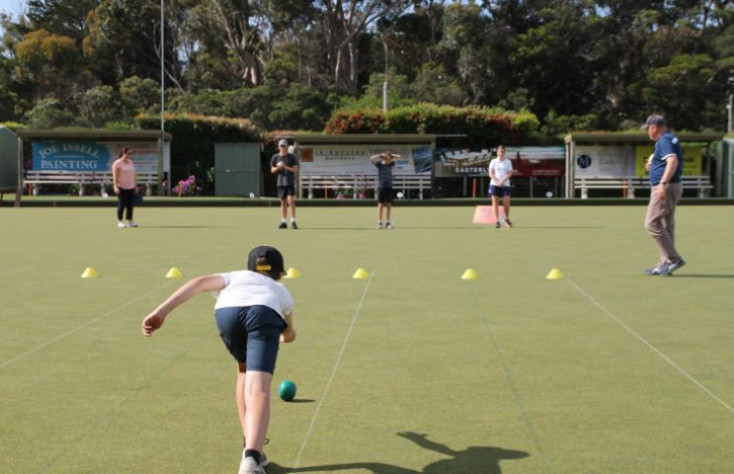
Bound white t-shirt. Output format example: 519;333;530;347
489;158;513;187
213;270;294;319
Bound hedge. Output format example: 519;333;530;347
324;104;539;147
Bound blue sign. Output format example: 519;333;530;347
576;154;592;169
32;142;112;171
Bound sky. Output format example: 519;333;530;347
0;0;26;36
0;0;25;19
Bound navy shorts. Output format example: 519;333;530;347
377;187;393;203
489;185;511;198
214;305;287;373
277;185;296;200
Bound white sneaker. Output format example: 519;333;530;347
128;222;139;228
117;222;126;229
240;449;268;468
239;456;265;474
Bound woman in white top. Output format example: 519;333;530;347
141;246;296;474
488;145;514;228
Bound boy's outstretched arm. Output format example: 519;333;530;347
142;275;225;337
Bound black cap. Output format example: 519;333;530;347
247;246;285;274
641;114;665;129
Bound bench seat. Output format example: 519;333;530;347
575;175;713;199
300;175;431;199
24;170;158;196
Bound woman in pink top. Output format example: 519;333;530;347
112;147;138;228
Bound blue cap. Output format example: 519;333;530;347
278;139;289;147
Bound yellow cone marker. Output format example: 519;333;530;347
546;268;564;280
352;268;369;279
166;267;183;279
461;268;479;280
284;267;301;279
81;267;98;279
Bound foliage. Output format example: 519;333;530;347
540;111;600;136
324;109;388;134
136;112;262;192
24;98;75;129
0;1;732;133
77;85;118;128
172;175;203;196
325;103;538;145
119;76;161;116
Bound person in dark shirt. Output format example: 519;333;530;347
370;152;401;229
641;114;685;276
270;139;299;229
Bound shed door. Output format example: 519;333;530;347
215;143;261;196
0;127;18;190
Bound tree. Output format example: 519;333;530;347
84;0;170;86
78;85;119;127
316;0;412;93
27;0;99;41
119;76;161;117
15;28;88;103
643;53;720;130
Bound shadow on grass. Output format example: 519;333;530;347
142;225;219;229
289;227;486;231
294;226;603;231
265;431;529;474
672;274;734;279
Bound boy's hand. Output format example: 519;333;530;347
142;311;166;337
280;327;296;343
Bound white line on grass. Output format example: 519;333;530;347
469;285;553;473
566;278;734;415
292;271;374;469
42;331;211;471
0;282;176;371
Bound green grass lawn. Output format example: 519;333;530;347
1;205;733;473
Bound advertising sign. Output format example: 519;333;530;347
299;145;431;176
435;146;565;178
574;145;635;178
633;144;705;176
31;141;163;173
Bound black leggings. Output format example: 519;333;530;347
117;188;135;221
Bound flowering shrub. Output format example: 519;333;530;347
173;175;202;196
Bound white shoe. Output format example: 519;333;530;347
240;449;268;468
128;222;139;228
239;456;265;474
117;222;126;229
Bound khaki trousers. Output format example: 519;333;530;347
644;183;683;266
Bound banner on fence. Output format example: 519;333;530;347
574;145;635;178
31;141;168;173
633;144;705;176
298;145;431;176
435;146;565;178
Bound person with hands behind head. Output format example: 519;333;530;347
488;145;514;228
270;139;299;229
370;151;401;229
112;147;138;228
142;246;296;474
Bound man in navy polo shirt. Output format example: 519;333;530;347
641;114;685;276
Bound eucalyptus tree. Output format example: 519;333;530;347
27;0;99;41
315;0;413;93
